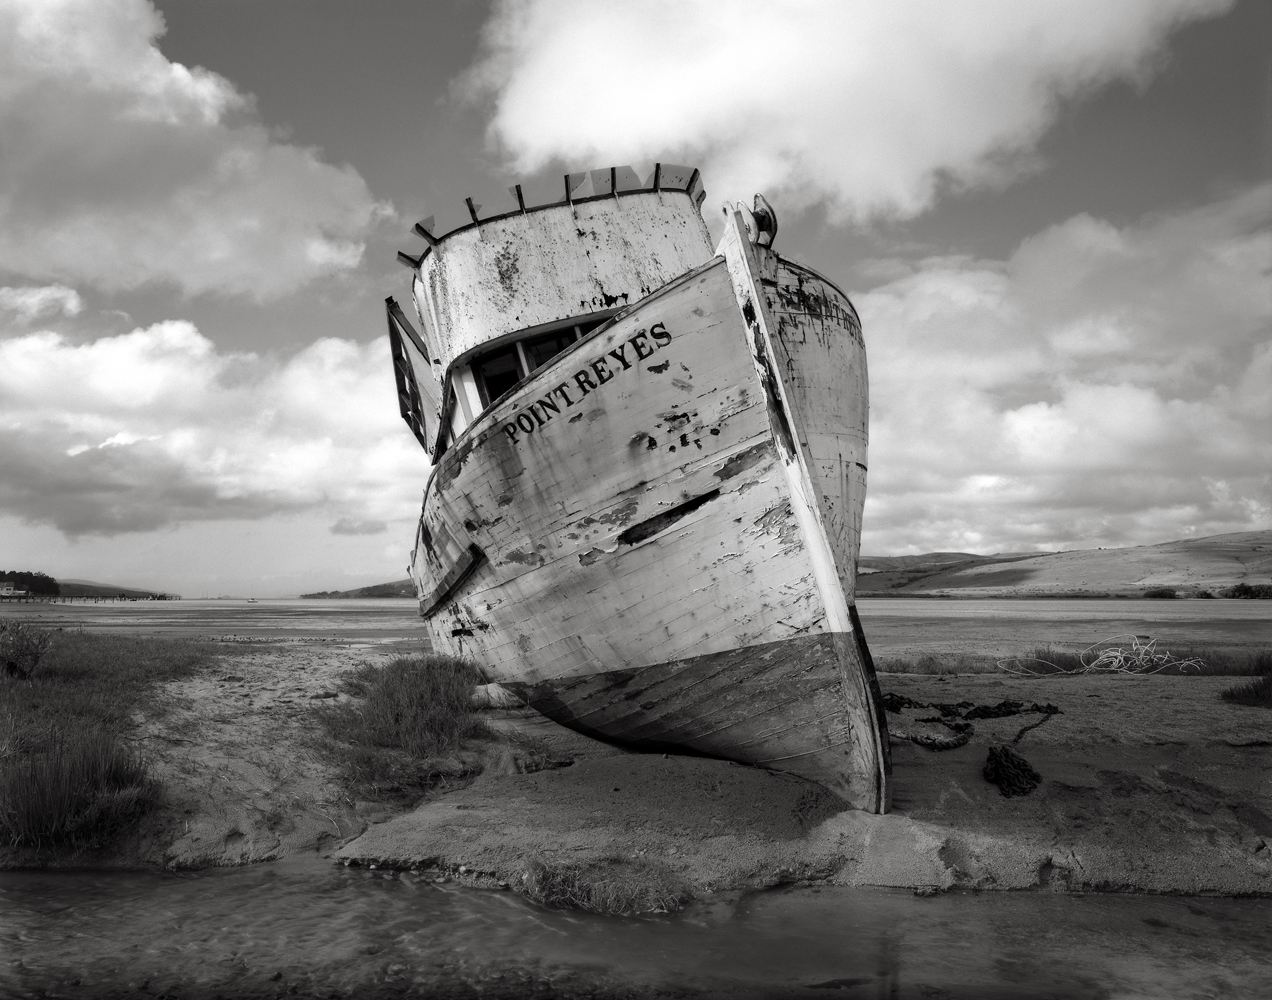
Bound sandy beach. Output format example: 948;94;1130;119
13;639;1265;904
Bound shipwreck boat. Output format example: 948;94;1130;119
385;165;891;812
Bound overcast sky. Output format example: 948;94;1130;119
1;0;1268;596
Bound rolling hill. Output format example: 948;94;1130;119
300;579;415;599
304;532;1270;602
57;578;178;599
857;530;1272;597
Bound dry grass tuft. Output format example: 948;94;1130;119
523;856;689;915
317;655;490;800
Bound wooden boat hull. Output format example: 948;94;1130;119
412;211;890;811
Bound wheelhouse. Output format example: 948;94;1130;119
384;163;715;461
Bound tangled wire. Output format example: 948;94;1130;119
997;634;1206;676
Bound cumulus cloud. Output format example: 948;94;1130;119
465;0;1231;217
0;0;390;299
858;184;1272;553
0;285;83;322
0;321;430;536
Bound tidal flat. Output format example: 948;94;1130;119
2;598;1269;997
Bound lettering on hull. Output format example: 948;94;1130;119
502;323;673;445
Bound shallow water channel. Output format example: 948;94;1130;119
3;859;1268;999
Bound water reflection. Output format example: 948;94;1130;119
2;860;1267;998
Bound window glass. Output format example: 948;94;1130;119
523;328;578;372
473;345;523;407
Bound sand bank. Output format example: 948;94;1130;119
338;671;1270;900
2;645;383;871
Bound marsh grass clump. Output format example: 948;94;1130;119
523;856;689;915
318;655;490;799
0;628;220;850
330;655;490;755
0;727;156;847
1188;648;1272;676
1220;675;1272;708
1;621;54;679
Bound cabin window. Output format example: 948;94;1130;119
523;328;578;372
522;316;612;372
472;344;525;407
457;312;618;420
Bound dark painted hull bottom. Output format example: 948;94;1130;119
502;629;892;812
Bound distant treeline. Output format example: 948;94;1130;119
1224;583;1272;599
0;571;59;596
1146;583;1272;599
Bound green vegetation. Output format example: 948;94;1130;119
0;571;59;597
1221;674;1272;708
1222;583;1272;599
523;856;689;915
57;581;172;599
1143;587;1177;599
1;620;54;679
0;625;221;849
316;655;490;800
